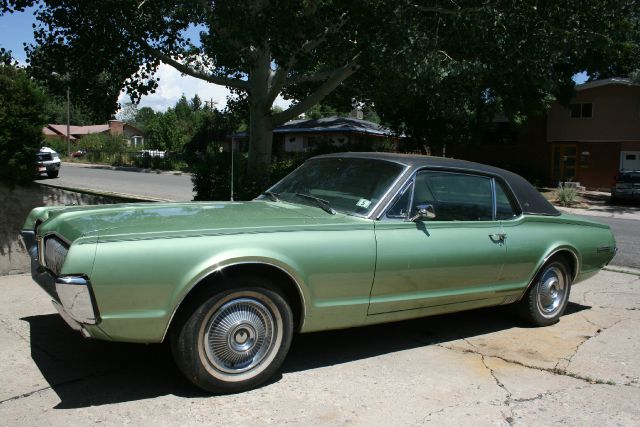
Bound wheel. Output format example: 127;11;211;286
517;260;571;326
47;170;59;178
171;284;293;393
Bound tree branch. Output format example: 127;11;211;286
141;42;250;90
284;69;343;86
268;60;360;127
265;13;348;105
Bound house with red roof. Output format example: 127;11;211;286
42;120;145;147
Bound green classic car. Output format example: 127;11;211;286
22;152;616;393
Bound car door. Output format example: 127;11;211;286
368;170;508;315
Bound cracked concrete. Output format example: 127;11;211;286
0;269;639;425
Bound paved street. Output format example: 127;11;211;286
36;162;194;202
0;269;638;425
574;215;640;269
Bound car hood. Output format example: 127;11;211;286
33;201;369;242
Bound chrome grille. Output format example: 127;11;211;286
43;236;68;276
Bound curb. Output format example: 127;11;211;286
62;161;189;177
604;265;640;276
36;182;173;203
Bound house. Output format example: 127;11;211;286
272;116;398;154
450;78;640;190
42;120;146;147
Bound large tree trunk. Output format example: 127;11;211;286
245;49;276;195
247;98;274;177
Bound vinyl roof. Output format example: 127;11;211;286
314;152;560;216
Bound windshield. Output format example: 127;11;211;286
266;157;405;216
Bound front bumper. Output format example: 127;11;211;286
21;230;100;336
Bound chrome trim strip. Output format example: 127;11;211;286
490;178;497;220
161;261;308;342
365;164;411;219
374;168;416;220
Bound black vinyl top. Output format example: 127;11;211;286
315;152;560;217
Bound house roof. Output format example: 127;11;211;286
576;77;640;91
44;124;110;138
274;116;395;137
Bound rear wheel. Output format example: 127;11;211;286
517;259;571;326
171;283;293;393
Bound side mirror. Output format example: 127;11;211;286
408;204;436;222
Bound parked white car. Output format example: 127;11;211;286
37;147;61;178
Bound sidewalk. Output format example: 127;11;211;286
553;190;640;220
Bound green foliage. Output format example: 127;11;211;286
78;134;127;153
557;186;578;207
43;137;68;155
10;0;640;190
0;52;48;186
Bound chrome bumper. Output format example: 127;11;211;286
21;230;100;334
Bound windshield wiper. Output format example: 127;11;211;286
261;191;280;202
295;193;336;215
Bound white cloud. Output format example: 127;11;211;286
118;62;292;112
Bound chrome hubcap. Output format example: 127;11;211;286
204;298;275;374
537;266;566;316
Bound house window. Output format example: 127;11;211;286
626;154;637;161
570;103;593;118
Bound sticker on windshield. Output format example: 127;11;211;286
356;199;372;208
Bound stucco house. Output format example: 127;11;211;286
42;120;145;147
272;116;397;154
451;78;640;190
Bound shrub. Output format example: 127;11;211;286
557;186;578;206
0;54;47;186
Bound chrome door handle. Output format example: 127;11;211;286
489;233;507;243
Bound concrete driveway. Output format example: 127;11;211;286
0;269;638;426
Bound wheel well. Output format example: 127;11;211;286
547;249;578;282
518;249;579;302
165;263;305;341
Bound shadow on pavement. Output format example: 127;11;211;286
23;302;591;409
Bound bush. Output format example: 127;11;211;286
557;186;578;206
0;54;48;186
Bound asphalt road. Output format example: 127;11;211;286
576;215;640;269
37;163;194;202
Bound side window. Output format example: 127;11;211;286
413;171;493;221
495;181;518;220
386;183;412;218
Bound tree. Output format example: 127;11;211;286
134;106;157;131
117;102;139;124
5;0;639;183
190;94;203;111
0;50;47;186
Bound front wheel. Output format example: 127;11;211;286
47;170;59;178
171;286;293;393
517;260;571;326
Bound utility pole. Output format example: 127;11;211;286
230;137;235;201
66;85;71;158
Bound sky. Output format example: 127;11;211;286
0;7;289;112
1;7;588;113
